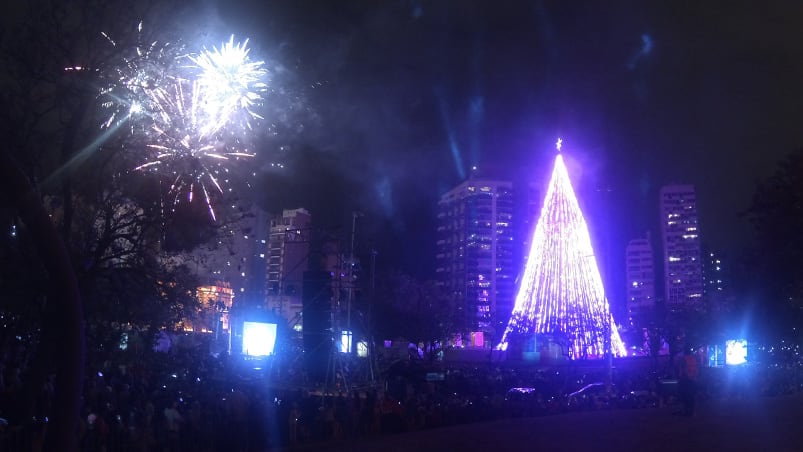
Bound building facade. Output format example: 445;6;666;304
625;233;656;325
436;179;516;338
702;248;731;314
265;208;312;323
659;185;703;308
191;282;234;333
175;202;269;305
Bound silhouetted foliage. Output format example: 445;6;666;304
373;270;455;343
744;147;803;334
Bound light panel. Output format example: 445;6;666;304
242;321;277;356
725;339;747;365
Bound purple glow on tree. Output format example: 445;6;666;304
498;151;626;358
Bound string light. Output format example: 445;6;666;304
498;150;626;358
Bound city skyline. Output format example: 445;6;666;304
189;153;730;330
192;1;803;298
4;0;800;329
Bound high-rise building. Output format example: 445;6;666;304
175;202;269;304
266;208;312;323
625;233;656;325
659;185;703;308
515;181;542;268
702;249;725;294
702;249;731;313
436;179;515;337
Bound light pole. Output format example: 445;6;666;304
369;247;378;383
597;185;615;390
346;211;363;353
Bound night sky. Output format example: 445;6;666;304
195;0;803;300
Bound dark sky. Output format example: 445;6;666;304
199;0;803;296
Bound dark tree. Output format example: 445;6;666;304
0;1;213;449
373;270;455;344
744;148;803;337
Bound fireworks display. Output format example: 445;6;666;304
99;24;268;220
191;36;267;136
498;142;626;358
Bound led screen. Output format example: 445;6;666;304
339;331;352;354
725;339;747;366
708;344;724;367
242;322;277;357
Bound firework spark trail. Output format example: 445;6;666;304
201;183;216;221
100;22;182;131
192;36;268;136
99;24;267;219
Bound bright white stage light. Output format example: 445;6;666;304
725;339;747;366
242;322;277;356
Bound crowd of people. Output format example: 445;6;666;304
2;323;803;451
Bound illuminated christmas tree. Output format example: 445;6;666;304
498;139;626;358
